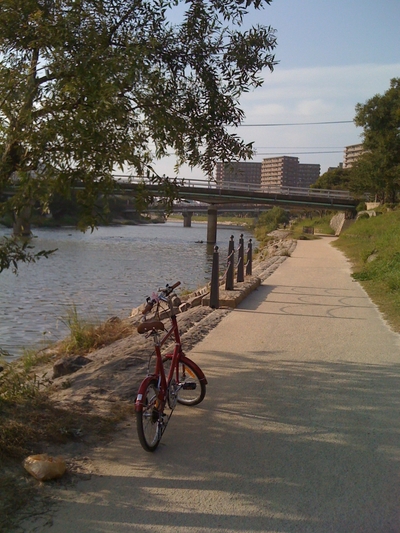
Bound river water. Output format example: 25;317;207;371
0;222;255;359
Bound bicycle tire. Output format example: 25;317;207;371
163;357;206;406
136;378;163;452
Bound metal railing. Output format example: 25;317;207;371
113;174;354;200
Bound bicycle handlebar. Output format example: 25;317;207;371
141;282;181;315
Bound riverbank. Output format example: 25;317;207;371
12;231;295;416
0;231;294;532
0;222;257;358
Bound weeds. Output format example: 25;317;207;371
0;357;128;532
59;305;133;355
0;366;42;402
0;306;136;531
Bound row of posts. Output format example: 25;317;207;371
209;234;252;309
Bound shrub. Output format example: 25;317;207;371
254;207;289;244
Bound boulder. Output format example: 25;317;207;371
53;355;92;379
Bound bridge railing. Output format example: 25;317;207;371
113;175;354;200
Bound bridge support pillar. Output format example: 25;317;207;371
182;211;193;228
207;207;217;244
13;206;32;237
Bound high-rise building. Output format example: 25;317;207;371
297;163;321;187
261;156;320;189
344;144;364;168
215;161;261;188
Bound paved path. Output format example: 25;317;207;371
23;238;400;533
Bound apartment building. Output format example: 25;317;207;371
215;161;261;188
261;156;320;189
344;144;364;168
261;156;298;188
297;163;321;187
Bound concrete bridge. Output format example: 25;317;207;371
114;176;358;243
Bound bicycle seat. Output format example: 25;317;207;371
137;320;165;334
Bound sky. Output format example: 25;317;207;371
151;0;400;179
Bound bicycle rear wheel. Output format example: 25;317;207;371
163;358;206;406
136;379;163;452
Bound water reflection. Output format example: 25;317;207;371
0;222;256;357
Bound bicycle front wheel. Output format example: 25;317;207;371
163;358;206;406
136;379;162;452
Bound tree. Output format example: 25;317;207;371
0;0;277;271
254;206;289;244
352;78;400;203
312;167;352;191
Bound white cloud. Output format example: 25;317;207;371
242;63;400;119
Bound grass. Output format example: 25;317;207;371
288;209;400;331
59;305;134;355
333;209;400;332
0;386;126;531
290;214;335;239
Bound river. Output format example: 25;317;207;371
0;222;255;359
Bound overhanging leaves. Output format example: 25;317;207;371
0;0;278;270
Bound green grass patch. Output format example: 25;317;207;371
290;214;335;239
334;210;400;331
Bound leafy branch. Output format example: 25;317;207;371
0;236;57;274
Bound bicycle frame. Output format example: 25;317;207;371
135;300;207;413
135;282;208;451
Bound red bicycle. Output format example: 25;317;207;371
135;281;207;452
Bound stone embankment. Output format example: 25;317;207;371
40;232;296;417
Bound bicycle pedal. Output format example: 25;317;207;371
182;382;196;390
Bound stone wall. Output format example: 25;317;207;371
330;212;346;236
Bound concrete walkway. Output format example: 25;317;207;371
22;237;400;533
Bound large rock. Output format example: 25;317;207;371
53;355;92;379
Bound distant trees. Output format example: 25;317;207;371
352;78;400;203
255;206;289;244
0;0;278;271
312;167;352;191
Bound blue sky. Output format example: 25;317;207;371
152;0;400;179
